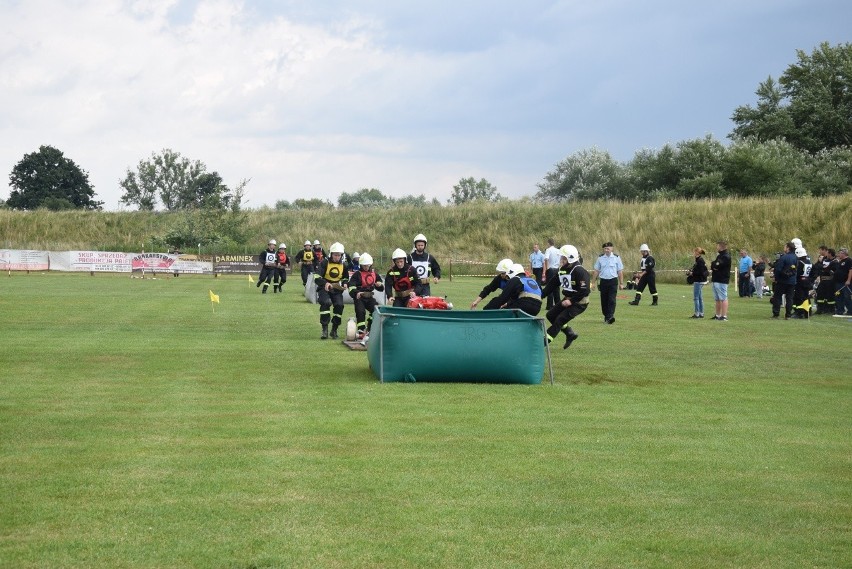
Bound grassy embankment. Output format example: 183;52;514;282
2;197;850;271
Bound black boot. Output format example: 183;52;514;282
330;325;339;339
628;294;640;306
563;329;579;349
321;325;328;339
651;296;658;306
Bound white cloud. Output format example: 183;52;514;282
2;0;850;208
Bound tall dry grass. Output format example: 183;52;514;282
2;196;850;276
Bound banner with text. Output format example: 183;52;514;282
0;249;50;271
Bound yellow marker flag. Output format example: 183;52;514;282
797;298;810;312
209;290;220;304
248;274;254;283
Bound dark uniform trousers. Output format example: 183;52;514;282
546;302;587;339
317;289;345;328
599;277;618;320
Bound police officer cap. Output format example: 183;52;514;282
602;242;613;248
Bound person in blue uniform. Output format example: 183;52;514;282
591;241;624;324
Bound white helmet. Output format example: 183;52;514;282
329;242;345;254
791;238;802;249
392;248;407;260
639;243;650;252
304;240;311;246
413;233;427;244
560;244;580;263
268;239;277;245
359;253;373;266
313;239;321;246
795;247;807;258
495;258;514;274
352;252;360;259
278;243;286;249
508;263;526;277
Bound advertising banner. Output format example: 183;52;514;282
0;249;50;271
58;251;133;272
131;252;213;274
214;254;261;275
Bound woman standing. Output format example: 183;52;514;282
687;247;709;318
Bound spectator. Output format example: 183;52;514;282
529;244;545;284
687;247;709;318
543;238;563;309
833;247;852;316
771;242;797;320
738;249;753;297
710;240;732;320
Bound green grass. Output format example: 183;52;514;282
1;274;850;568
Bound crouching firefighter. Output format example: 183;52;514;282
540;245;590;349
315;242;348;339
483;263;543;316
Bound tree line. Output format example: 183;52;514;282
4;42;850;215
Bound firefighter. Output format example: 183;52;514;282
256;239;278;294
470;258;513;309
628;243;658;306
294;240;314;286
347;252;361;273
540;245;590;349
483;263;543;316
311;239;326;274
314;242;348;339
386;248;418;307
814;246;837;314
792;246;814;318
273;243;289;293
348;253;384;339
408;233;441;296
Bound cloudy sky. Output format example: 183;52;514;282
1;0;849;209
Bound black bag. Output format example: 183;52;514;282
686;274;694;285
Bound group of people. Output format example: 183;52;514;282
277;234;443;340
259;232;851;346
474;243;590;349
687;238;852;320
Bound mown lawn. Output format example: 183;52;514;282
1;273;849;568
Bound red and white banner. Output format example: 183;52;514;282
0;249;50;271
50;251;133;272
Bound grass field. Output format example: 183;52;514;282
1;273;850;568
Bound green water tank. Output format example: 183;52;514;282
366;306;547;384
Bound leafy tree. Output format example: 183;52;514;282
731;42;852;152
7;145;102;210
394;194;441;207
449;177;503;205
292;198;334;210
629;145;679;198
721;138;807;196
338;188;392;208
119;149;245;211
535;148;628;202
